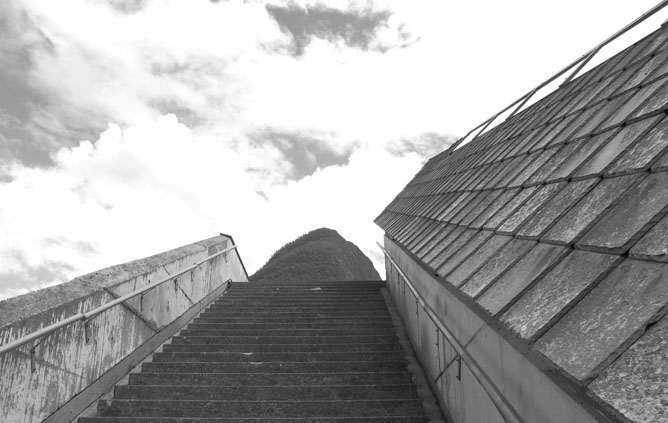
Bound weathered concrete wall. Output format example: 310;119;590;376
0;235;248;423
384;236;613;423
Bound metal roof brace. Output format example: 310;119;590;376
378;242;525;423
445;0;668;154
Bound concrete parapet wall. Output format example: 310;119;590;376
383;236;610;423
0;235;248;423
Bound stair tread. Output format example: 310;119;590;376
82;281;429;422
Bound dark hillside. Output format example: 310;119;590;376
250;228;381;282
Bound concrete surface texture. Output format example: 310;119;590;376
375;22;668;423
0;234;247;423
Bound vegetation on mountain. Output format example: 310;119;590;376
250;228;381;282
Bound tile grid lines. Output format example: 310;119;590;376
374;20;668;420
383;169;668;263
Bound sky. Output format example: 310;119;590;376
0;0;665;300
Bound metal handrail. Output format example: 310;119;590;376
0;244;239;356
377;242;524;423
447;0;668;153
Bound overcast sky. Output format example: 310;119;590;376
0;0;665;300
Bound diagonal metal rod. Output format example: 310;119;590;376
378;242;524;423
0;245;238;356
447;0;668;152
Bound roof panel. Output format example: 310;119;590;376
535;259;668;381
501;250;620;340
629;212;668;261
606;113;668;175
477;243;568;316
436;229;494;278
542;173;645;244
460;239;535;298
483;187;538;230
577;170;668;252
446;234;513;287
516;178;598;239
469;189;520;228
574;115;663;178
589;314;668;423
497;182;566;233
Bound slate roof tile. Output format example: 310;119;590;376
525;143;582;185
629;212;668;261
446;234;513;287
577;171;668;253
574;115;662;178
460;239;535;297
600;77;668;128
501;250;621;340
535;259;668;381
589;314;668;423
606;113;668;175
508;149;557;186
469;188;520;228
629;77;668;118
652;146;668;170
546;134;612;181
423;225;465;265
412;222;449;256
516;178;598;239
436;230;494;278
477;243;569;316
483;186;538;229
430;229;478;271
541;173;645;244
497;182;566;234
460;189;504;226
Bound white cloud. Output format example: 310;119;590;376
0;114;422;299
1;0;665;300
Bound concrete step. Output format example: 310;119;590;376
81;416;428;422
80;280;431;422
192;316;391;324
141;361;408;374
178;328;396;337
162;343;402;353
228;281;384;287
170;335;398;345
184;322;394;330
215;295;385;300
209;301;386;307
129;372;414;387
114;384;418;400
151;351;405;363
196;311;390;318
96;399;425;418
202;306;389;312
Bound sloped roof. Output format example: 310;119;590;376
376;24;668;423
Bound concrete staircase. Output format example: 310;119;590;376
80;280;430;422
